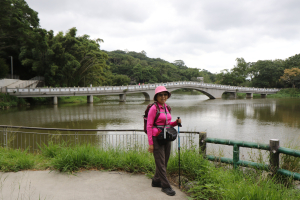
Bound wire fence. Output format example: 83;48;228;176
0;126;199;153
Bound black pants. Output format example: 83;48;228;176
152;136;171;188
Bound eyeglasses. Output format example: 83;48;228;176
157;93;169;97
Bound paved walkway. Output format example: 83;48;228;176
0;170;188;200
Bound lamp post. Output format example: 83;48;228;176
9;56;13;79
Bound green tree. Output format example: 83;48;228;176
250;59;285;88
284;54;300;69
0;58;9;78
107;51;202;84
111;74;131;86
0;0;39;51
173;60;187;69
216;58;250;86
19;27;109;87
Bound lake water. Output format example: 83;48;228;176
1;93;300;156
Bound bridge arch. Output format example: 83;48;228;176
168;88;224;99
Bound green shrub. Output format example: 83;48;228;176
0;93;26;108
0;147;35;172
267;88;300;98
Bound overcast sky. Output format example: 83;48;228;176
26;0;300;73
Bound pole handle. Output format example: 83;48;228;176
177;117;182;127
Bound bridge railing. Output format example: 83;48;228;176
199;132;300;181
5;81;280;95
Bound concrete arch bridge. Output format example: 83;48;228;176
6;81;280;105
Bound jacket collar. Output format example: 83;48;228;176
156;102;166;109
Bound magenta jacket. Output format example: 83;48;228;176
147;102;178;145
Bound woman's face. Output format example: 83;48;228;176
156;92;169;104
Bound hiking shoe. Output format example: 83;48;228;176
152;180;162;187
161;187;176;196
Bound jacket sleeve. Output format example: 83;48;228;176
147;105;157;145
170;120;178;127
167;105;178;127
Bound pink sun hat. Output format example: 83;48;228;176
154;86;171;101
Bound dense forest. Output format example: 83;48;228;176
1;0;300;89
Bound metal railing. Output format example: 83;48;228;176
199;132;300;181
0;125;199;153
1;125;300;180
15;80;39;88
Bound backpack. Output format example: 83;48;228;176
143;102;171;134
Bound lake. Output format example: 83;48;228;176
1;93;299;156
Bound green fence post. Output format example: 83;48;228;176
269;139;279;175
199;132;207;156
233;144;239;169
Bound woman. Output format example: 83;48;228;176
147;86;182;196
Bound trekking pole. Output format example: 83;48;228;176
177;117;182;189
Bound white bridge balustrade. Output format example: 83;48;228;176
6;81;281;105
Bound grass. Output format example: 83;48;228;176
28;95;104;105
58;96;103;104
221;88;300;99
1;143;300;199
0;148;37;172
266;88;300;98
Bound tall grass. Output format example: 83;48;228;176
0;147;36;172
1;144;300;199
39;143;155;173
280;142;300;174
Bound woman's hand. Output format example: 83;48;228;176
176;118;182;125
148;145;154;153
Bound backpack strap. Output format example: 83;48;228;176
153;102;160;126
166;104;171;114
153;103;171;127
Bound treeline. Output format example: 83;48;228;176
105;50;214;85
216;56;300;88
0;0;211;87
1;0;300;89
0;0;109;87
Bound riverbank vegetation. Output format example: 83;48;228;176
0;93;26;109
265;88;300;98
1;144;300;199
24;95;106;105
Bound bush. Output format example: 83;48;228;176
0;58;9;79
0;93;26;108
